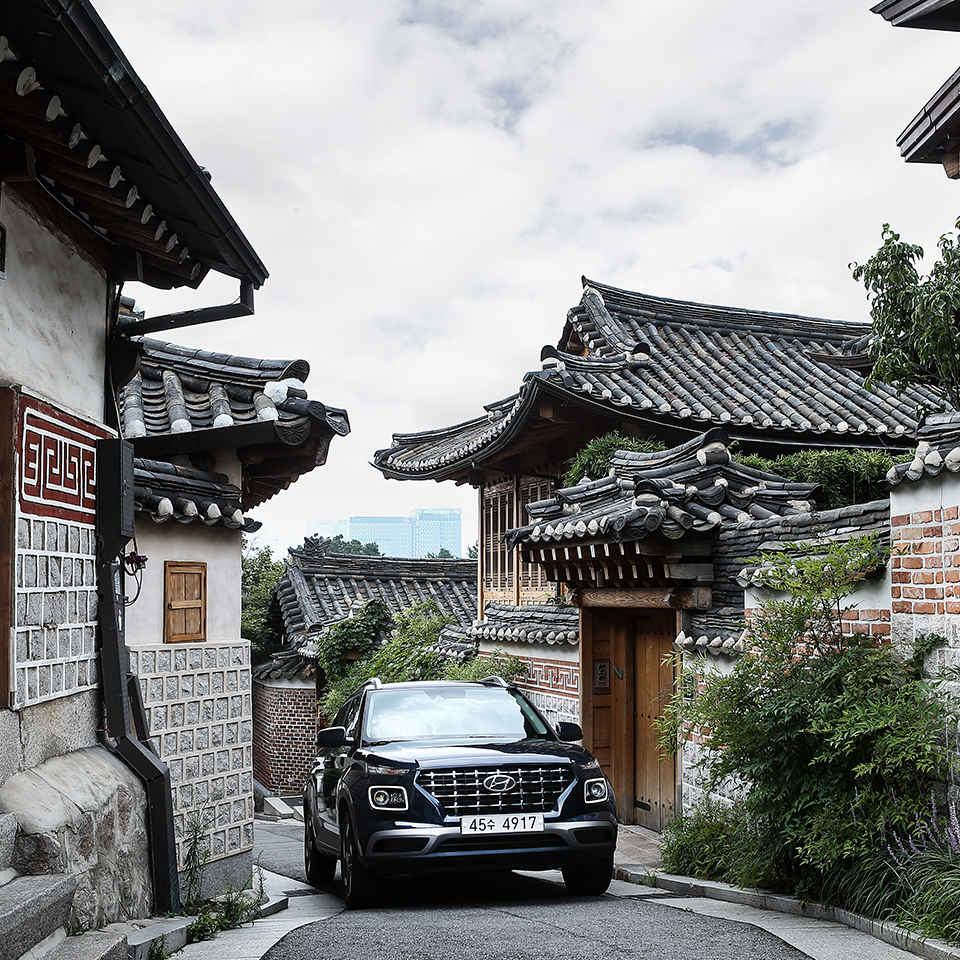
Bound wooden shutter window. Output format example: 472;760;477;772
164;561;207;643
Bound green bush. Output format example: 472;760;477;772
658;535;960;899
734;448;905;511
563;431;665;487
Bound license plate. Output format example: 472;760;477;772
460;813;544;835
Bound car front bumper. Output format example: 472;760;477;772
359;815;618;877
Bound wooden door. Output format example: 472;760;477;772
633;611;677;831
582;606;677;829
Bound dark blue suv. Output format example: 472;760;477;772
302;677;618;907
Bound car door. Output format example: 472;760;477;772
316;693;365;845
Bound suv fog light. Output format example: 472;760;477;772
368;785;408;810
584;778;608;803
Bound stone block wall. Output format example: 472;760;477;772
0;746;152;929
127;642;254;878
15;517;99;710
252;678;317;796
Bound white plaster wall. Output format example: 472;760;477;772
125;522;242;645
0;188;106;420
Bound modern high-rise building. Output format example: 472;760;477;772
349;516;415;557
411;508;462;557
346;509;462;558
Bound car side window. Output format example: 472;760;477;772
338;695;363;743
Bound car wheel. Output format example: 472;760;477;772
562;858;613;896
304;815;337;885
340;815;376;909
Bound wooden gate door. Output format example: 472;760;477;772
633;610;677;831
582;607;677;829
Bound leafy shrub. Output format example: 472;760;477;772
316;599;392;683
320;600;452;716
563;431;665;487
442;650;527;684
658;535;960;899
734;448;905;511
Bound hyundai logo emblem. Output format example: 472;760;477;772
482;774;517;793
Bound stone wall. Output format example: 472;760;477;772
0;746;152;929
127;641;254;886
252;678;317;796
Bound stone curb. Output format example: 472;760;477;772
615;866;960;960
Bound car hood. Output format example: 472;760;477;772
362;738;595;768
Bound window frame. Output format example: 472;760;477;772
163;560;207;643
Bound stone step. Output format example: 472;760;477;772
45;931;128;960
0;874;76;960
0;815;18;878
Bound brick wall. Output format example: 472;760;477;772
128;641;254;871
891;506;959;618
252;678;317;796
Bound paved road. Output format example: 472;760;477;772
255;821;808;960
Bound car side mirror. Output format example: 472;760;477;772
556;721;583;742
316;726;347;749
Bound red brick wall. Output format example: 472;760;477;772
252;680;317;796
891;506;960;617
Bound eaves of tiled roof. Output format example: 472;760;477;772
270;550;478;644
886;412;960;484
871;0;960;30
121;337;349;508
1;1;266;289
442;602;580;648
134;457;260;532
374;280;936;483
505;429;818;552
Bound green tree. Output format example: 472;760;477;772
322;534;381;556
851;221;960;409
241;538;285;662
467;541;478;559
425;547;454;558
563;431;665;487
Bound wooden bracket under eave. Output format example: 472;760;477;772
0;141;35;182
942;142;960;179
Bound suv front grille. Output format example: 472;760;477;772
417;765;573;816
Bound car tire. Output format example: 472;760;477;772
562;858;613;896
304;815;337;885
340;815;376;909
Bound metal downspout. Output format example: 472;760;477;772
96;437;181;914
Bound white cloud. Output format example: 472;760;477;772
92;0;960;555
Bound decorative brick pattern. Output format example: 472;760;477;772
129;642;254;868
14;517;99;708
480;651;580;727
252;679;317;796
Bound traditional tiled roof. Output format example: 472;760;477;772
121;337;349;508
886;413;960;485
270;548;478;645
134;457;260;532
374;279;934;482
251;648;318;684
505;429;818;552
681;498;890;659
439;602;580;648
871;0;960;31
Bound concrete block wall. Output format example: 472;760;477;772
251;679;317;796
127;642;254;875
14;517;99;709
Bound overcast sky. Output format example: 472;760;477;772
94;0;960;557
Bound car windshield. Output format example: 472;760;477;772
362;685;551;743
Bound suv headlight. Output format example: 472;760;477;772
584;778;608;803
368;785;408;810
